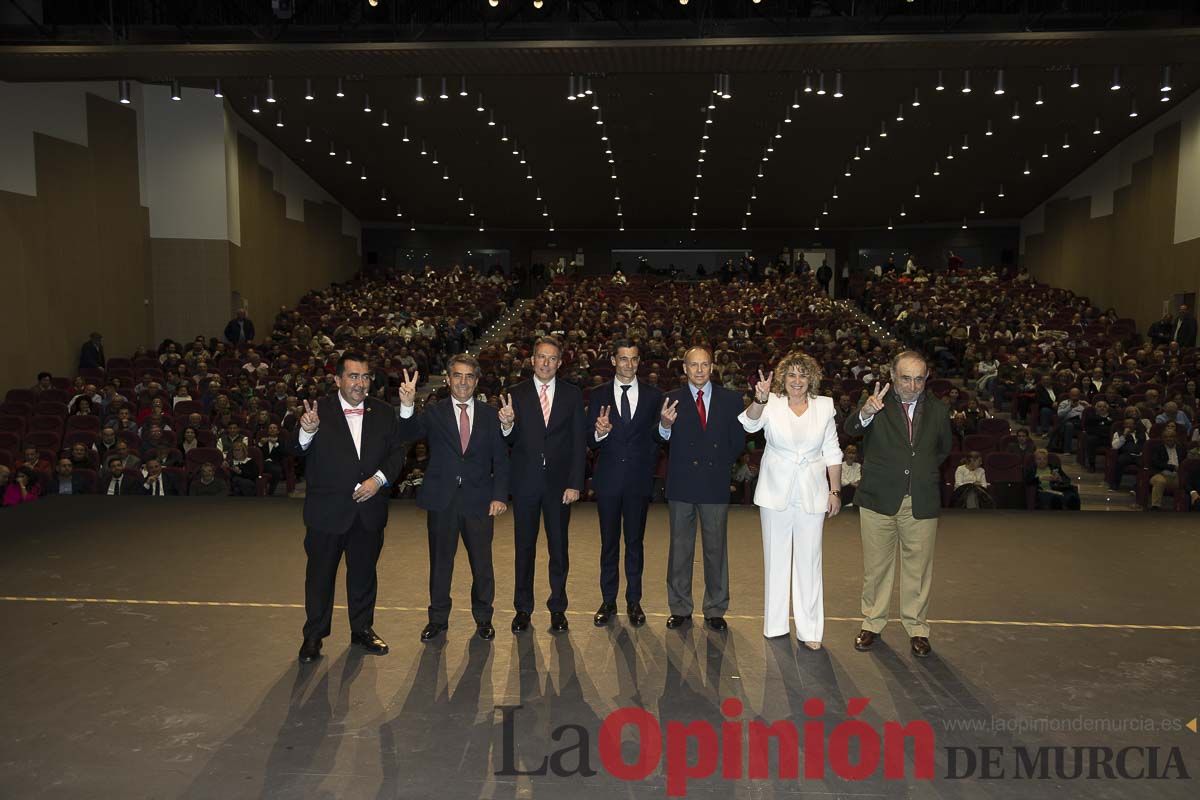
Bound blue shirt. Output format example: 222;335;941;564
659;381;712;441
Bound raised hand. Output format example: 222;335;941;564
595;405;613;437
300;399;320;433
660;397;679;429
754;370;774;402
398;369;420;407
498;394;515;427
861;382;891;418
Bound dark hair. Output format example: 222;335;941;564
336;351;370;376
610;339;638;358
107;454;124;467
446;354;481;377
37;371;52;381
532;335;562;355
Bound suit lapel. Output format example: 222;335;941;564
326;394;360;462
546;381;566;431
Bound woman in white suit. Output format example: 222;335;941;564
738;352;842;649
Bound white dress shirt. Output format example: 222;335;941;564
502;378;554;434
594;379;638;443
400;396;474;434
298;394;387;487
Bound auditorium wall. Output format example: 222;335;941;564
1021;88;1200;330
0;80;361;394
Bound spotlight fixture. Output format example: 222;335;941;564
822;203;829;216
887;220;894;230
1041;144;1049;158
1023;161;1031;175
721;74;731;100
994;69;1005;95
833;72;844;98
304;78;313;100
536;187;543;201
962;133;969;150
899;204;907;217
1070;67;1080;89
264;77;276;104
381;188;388;201
932;161;940;176
439;77;449;100
843;164;851;177
1035;86;1045;106
946;145;954;161
912;88;921;107
443;168;450;181
500;125;509;142
275;109;284;128
979;201;986;215
816;72;827;96
542;205;549;217
962;218;968;229
935;69;945;91
419;140;427;156
693;187;700;200
251;95;260;113
879;120;888;138
431;150;439;165
804;74;813;94
304;126;312;143
774;124;783;139
475;93;485;112
863;137;872;152
1062;132;1070;149
783;105;793;124
360;166;367;181
171;80;182;101
998;184;1005;198
813;219;820;231
345;151;353;165
1110;66;1121;91
1161;65;1173;92
118;80;131;104
336;77;345;98
380;110;390;127
329;141;336;156
692;204;698;217
792;88;801;109
396;206;404;217
1129;99;1138;118
961;69;971;93
567;74;577;101
832;185;839;199
985;120;993;136
750;187;757;199
213;79;223;99
1093;117;1101;135
460;75;469;97
913;184;921;198
1011;101;1021;120
896;104;905;122
468;204;475;217
401;125;410;143
415;76;425;102
853;146;862;161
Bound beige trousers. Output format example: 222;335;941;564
858;496;938;637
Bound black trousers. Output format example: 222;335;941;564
512;489;572;614
427;488;495;625
302;516;384;640
596;492;649;605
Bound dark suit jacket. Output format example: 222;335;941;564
587;380;664;498
281;394;406;535
1115;429;1146;457
661;383;746;504
1035;386;1059;410
224;317;256;344
46;475;92;496
102;475;145;495
1173;314;1198;347
843;393;954;519
142;472;180;496
395;397;509;515
1149;442;1182;473
79;341;105;370
502;379;586;497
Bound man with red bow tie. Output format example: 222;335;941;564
283;352;407;664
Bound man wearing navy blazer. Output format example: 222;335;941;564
499;336;587;634
395;356;510;643
588;339;664;628
658;345;748;631
283;352;407;664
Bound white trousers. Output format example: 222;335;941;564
760;506;826;641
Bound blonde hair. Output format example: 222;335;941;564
769;351;822;398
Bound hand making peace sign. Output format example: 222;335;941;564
498;393;515;427
659;397;679;429
300;399;321;433
595;405;613;437
398;369;420;407
861;381;891;418
754;370;774;403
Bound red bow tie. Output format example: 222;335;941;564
344;407;364;416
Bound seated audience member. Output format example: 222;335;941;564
256;422;285;496
730;451;758;504
1148;424;1184;511
1109;416;1148;491
1006;428;1036;459
216;421;248;456
30;371;53;397
45;456;90;496
953;451;994;509
226;441;259;497
102;454;144;495
68;442;97;470
1155;402;1192;437
1025;448;1080;510
179;426;201;454
152;441;184;468
16;446;52;479
1054;387;1089;455
840;443;862;506
1081;399;1116;471
140;457;179;496
2;466;41;506
94;427;120;462
188;462;228;497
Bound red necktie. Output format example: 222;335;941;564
696;388;707;431
457;403;470;454
904;402;914;443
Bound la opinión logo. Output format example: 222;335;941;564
496;697;935;796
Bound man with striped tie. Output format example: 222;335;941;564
499;336;587;634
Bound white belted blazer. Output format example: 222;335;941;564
737;393;843;513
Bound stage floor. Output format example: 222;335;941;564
1;498;1197;799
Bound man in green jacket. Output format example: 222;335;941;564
843;351;953;658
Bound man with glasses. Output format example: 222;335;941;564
284;352;407;664
844;351;953;659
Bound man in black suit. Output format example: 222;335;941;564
395;357;510;643
498;336;586;634
140;457;180;496
78;332;105;370
658;345;748;632
1034;375;1058;434
1172;303;1197;348
224;308;256;345
282;352;407;664
101;454;144;495
45;457;91;496
587;339;663;628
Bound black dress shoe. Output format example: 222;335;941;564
593;602;617;627
298;638;322;663
627;603;646;627
351;627;389;655
666;614;692;629
704;616;728;632
477;622;495;641
511;611;531;633
910;636;932;658
550;611;569;632
854;629;879;651
420;622;447;642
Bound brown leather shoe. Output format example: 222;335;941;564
910;636;932;658
854;630;878;651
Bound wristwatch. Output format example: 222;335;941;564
753;396;768;404
829;489;841;496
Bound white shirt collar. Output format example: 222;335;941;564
535;377;556;392
338;392;365;412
